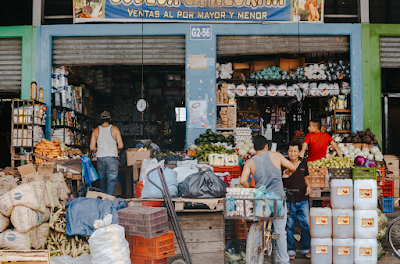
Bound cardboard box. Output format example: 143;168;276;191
86;191;115;201
4;167;20;177
250;60;277;73
232;63;250;79
126;148;151;166
279;58;306;72
18;163;54;184
385;155;399;171
387;169;399;179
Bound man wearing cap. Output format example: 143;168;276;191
90;111;124;195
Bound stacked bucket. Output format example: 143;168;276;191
118;206;175;264
310;178;378;264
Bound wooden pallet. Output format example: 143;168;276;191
0;250;50;263
126;198;224;212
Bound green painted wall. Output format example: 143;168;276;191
0;26;36;99
362;24;400;147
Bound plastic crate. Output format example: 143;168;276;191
118;206;169;238
377;167;385;183
128;231;174;259
233;220;252;240
329;168;352;180
379;180;394;197
131;256;167;264
225;219;234;236
352;168;377;182
212;166;242;178
305;175;326;188
383;196;395;213
308;168;328;177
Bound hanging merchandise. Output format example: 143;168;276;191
81;155;99;187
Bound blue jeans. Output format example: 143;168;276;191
286;200;311;256
97;157;119;196
273;203;290;264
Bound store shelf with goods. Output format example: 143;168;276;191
217;78;351;84
217;103;237;131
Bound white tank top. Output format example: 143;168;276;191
96;125;118;158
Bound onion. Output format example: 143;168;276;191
354;156;366;167
364;158;377;168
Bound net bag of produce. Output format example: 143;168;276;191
10;206;50;233
31;223;50;249
89;214;130;264
0;182;41;216
0;212;9;232
178;168;227;198
0;229;31;250
141;168;178;198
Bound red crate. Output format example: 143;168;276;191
233;220;252;240
128;231;175;259
118;206;169;238
377;167;385;183
131;256;167;264
379;180;394;197
212;166;242;178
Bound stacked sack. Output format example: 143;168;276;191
310;179;379;264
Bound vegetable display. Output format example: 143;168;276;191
308;156;354;169
337;143;383;161
194;129;235;146
344;128;378;145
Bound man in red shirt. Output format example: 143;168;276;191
299;119;342;162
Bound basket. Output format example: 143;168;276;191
131;256;167;264
308;168;328;177
212;166;242;178
352;168;377;182
382;196;395;213
233;220;252;240
379;180;394;197
305;175;326;188
128;231;174;259
118;206;169;238
328;168;352;180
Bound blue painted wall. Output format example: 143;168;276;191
36;23;363;144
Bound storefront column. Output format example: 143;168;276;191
0;26;36;99
185;29;217;146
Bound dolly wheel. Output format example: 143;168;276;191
171;258;186;264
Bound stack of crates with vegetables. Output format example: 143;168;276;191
194;129;235;162
117;206;174;263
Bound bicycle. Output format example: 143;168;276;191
224;188;298;264
386;215;400;260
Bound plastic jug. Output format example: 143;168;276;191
310;208;332;238
311;238;332;264
332;209;354;238
354;209;378;239
354;179;377;210
354;238;377;264
333;238;354;264
331;179;353;209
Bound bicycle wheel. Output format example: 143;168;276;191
246;223;265;264
386;216;400;260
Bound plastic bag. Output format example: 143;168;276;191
51;255;92;264
141;168;178;198
89;216;130;264
0;229;31;250
173;167;198;184
0;182;41;216
65;197;127;237
82;155;99;187
178;168;227;198
139;159;165;181
254;187;284;217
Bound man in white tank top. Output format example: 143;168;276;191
90;111;124;195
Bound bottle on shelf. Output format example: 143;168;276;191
38;87;44;103
30;80;37;100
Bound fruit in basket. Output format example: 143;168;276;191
307;156;354;169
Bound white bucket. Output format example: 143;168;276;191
332;209;354;239
354;179;377;210
331;179;353;209
311;238;332;264
333;238;354;264
354;238;377;264
354;209;378;239
310;207;332;238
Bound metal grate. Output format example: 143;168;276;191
0;38;22;92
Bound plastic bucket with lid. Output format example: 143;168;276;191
333;238;354;264
310;207;332;238
354;209;378;239
332;209;354;239
354;238;377;264
331;179;353;209
354;179;377;210
311;238;332;264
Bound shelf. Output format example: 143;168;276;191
251;129;262;131
13;123;46;126
326;109;351;116
216;128;235;130
335;130;351;134
218;78;351;84
52;125;82;133
216;104;236;106
238;119;262;122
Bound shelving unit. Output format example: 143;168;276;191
11;99;47;169
237;110;264;135
216;103;236;131
327;109;351;134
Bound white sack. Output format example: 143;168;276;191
0;182;40;216
10;206;50;233
139;159;164;182
0;213;9;232
0;176;18;191
31;223;50;249
0;229;31;250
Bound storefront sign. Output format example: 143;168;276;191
74;0;324;23
190;25;212;41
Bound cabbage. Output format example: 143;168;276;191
354;148;361;154
338;143;345;149
364;159;377;168
370;146;380;154
368;154;374;160
375;154;384;162
362;148;370;153
348;145;355;151
354;156;366;167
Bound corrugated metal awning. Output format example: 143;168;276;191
380;37;400;68
217;35;350;56
53;36;185;66
0;38;22;92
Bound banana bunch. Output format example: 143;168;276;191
46;205;90;258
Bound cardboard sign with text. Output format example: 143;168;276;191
18;163;54;184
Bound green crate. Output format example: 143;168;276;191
352;168;377;182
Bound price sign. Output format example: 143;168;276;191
190;25;212;41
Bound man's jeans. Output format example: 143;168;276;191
97;157;119;196
286;200;311;256
273;203;290;264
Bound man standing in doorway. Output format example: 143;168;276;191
283;141;311;260
90;111;124;195
240;136;297;264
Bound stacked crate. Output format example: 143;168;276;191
384;155;399;207
118;206;174;263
